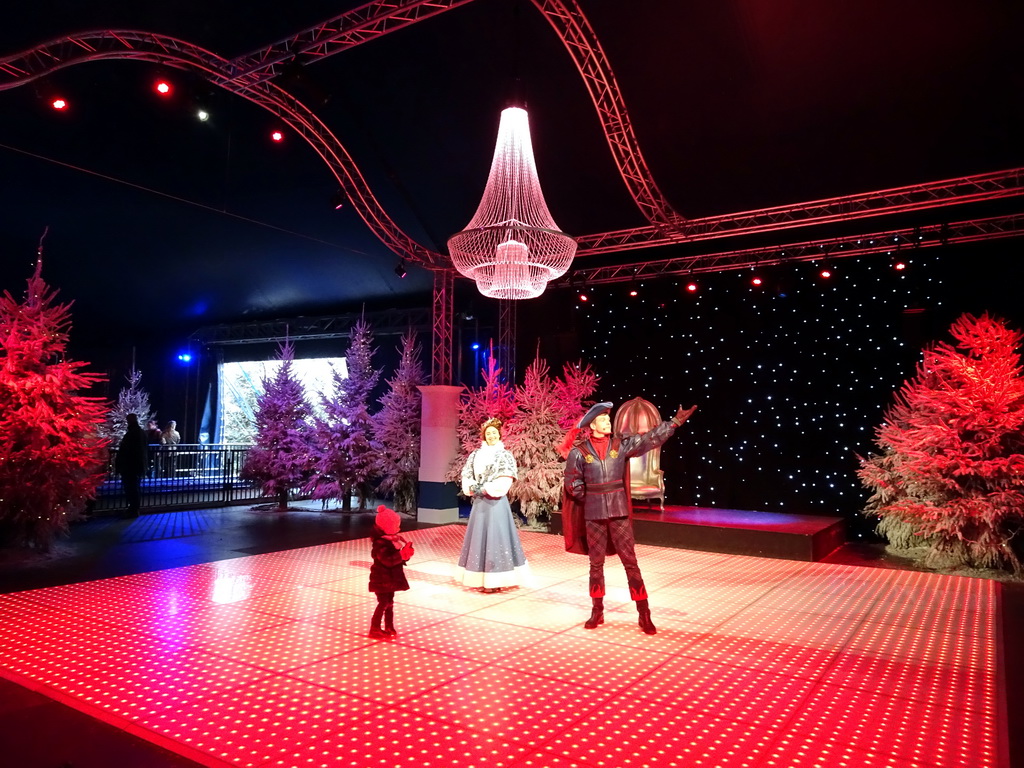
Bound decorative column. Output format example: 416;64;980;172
416;384;464;523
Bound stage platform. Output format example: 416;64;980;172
0;525;1004;768
552;506;846;562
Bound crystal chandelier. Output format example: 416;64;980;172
448;107;577;299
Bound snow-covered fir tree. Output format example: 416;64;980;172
309;319;380;511
505;355;568;528
240;342;315;510
446;352;518;487
101;368;154;441
858;313;1024;573
0;255;109;549
373;331;424;514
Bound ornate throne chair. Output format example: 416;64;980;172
613;397;666;511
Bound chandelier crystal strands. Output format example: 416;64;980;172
448;107;577;299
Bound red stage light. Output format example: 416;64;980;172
271;130;285;142
51;97;67;110
686;282;698;293
155;80;172;96
629;289;638;297
579;293;588;302
752;276;763;286
819;269;832;279
894;261;907;271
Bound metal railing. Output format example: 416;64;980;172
95;444;265;513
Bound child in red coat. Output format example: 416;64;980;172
369;505;414;638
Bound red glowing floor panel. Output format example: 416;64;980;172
0;526;1006;768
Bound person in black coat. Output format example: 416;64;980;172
115;413;148;516
368;505;414;638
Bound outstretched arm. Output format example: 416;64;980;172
672;405;697;426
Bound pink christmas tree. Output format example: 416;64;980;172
445;352;517;486
507;358;599;526
0;257;109;549
240;342;315;510
373;331;424;514
858;313;1024;573
309;319;380;511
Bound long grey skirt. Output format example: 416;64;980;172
454;495;531;589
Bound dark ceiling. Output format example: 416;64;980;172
1;0;1021;349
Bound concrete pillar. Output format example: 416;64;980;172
417;384;464;523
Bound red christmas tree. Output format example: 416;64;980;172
858;313;1024;573
0;256;109;549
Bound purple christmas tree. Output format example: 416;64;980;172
373;331;424;514
309;319;380;511
240;342;315;510
101;368;154;441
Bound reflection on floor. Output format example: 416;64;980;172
0;525;1004;768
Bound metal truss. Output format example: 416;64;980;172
0;30;447;271
530;0;682;227
575;167;1024;255
226;0;476;88
497;300;517;384
191;308;430;346
431;270;455;385
563;213;1024;286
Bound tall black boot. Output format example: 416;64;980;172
636;599;657;635
369;601;388;638
584;597;604;629
383;603;397;637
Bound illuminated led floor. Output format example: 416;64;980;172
0;526;1003;768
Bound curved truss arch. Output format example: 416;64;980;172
529;0;683;228
0;30;446;271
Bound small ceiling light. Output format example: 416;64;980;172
154;79;172;96
50;96;68;110
579;292;588;302
330;190;345;210
271;129;284;142
751;275;763;287
196;109;210;122
819;265;832;279
394;259;407;278
685;281;698;293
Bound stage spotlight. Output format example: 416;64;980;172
579;292;588;302
394;259;407;278
892;257;907;271
50;96;68;111
751;275;763;286
685;281;698;293
271;129;284;143
819;267;832;279
177;352;192;364
154;79;173;97
196;109;210;122
330;190;345;210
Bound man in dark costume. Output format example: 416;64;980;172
561;401;696;634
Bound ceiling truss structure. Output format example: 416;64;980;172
2;0;1022;382
563;213;1024;287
